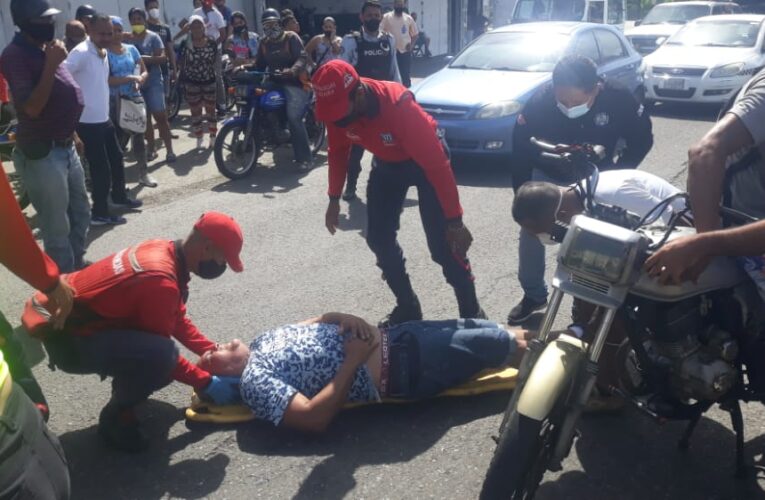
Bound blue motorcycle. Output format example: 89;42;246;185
213;71;326;180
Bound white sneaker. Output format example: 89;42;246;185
196;136;204;149
139;174;158;188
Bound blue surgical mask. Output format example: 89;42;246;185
557;100;590;119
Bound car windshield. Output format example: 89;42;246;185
666;20;762;47
450;32;570;72
641;4;711;25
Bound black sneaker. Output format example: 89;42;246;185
379;298;423;328
98;404;150;453
507;296;548;325
342;186;357;201
91;215;127;226
111;197;143;209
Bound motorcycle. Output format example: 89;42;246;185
480;139;765;499
213;70;326;180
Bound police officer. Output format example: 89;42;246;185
508;54;653;324
314;60;485;326
339;0;401;201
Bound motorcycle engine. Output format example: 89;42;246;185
629;293;740;402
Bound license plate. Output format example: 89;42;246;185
436;127;446;139
663;78;685;90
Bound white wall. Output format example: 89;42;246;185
0;0;256;48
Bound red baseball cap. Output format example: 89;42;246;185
312;60;360;123
194;212;244;273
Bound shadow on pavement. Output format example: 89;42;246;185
58;400;229;500
648;102;720;123
234;393;508;499
537;411;765;500
452;156;515;189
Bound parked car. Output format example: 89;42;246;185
511;0;625;26
626;1;741;55
411;22;643;158
643;14;765;105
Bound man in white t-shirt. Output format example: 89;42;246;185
65;13;141;226
381;0;418;87
512;169;686;242
192;0;227;112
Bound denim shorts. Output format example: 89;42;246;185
384;319;514;399
142;83;166;113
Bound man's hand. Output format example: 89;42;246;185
46;277;74;330
644;235;712;285
343;333;379;368
336;314;377;342
44;40;68;70
73;133;84;156
325;199;340;234
446;221;473;258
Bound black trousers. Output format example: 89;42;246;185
0;383;70;500
346;144;366;191
44;330;178;409
76;121;128;218
366;158;481;317
397;51;413;88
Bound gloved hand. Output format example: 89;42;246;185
202;375;241;405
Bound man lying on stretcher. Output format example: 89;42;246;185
196;313;531;432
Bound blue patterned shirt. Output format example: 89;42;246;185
240;323;380;426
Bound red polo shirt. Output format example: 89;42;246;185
326;78;463;220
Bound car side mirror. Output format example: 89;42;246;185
634;19;642;26
445;55;454;62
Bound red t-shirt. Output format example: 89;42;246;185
326;78;463;220
0;165;59;291
0;72;8;103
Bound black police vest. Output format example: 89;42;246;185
355;33;394;81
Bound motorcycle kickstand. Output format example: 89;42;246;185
678;413;702;451
722;400;747;478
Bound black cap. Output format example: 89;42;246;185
261;8;281;22
10;0;60;26
75;4;97;21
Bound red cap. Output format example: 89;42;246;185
194;212;244;273
312;60;360;123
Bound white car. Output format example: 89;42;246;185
626;1;741;55
643;14;765;105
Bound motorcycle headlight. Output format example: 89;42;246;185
475;100;522;120
710;63;745;79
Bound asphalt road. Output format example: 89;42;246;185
2;87;764;499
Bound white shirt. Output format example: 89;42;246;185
590;170;685;224
192;7;226;41
64;39;110;124
381;12;419;53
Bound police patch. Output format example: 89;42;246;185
594;112;610;126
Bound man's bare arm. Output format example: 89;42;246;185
22;41;68;118
687;113;754;232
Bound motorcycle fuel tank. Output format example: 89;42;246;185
632;226;747;302
259;90;286;110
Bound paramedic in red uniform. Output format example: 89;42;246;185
314;60;484;326
22;211;245;452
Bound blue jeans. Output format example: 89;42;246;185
12;144;90;273
386;319;514;399
518;168;568;303
282;85;312;163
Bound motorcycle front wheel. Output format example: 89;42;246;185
167;82;182;121
214;122;260;179
305;108;326;155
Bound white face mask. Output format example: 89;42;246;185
149;8;161;20
535;189;564;246
557;100;590;119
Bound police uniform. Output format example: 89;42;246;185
339;28;401;198
512;80;654;311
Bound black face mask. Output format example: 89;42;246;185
363;19;381;32
394;7;404;14
323;30;333;38
233;25;245;35
197;259;227;279
20;21;56;43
